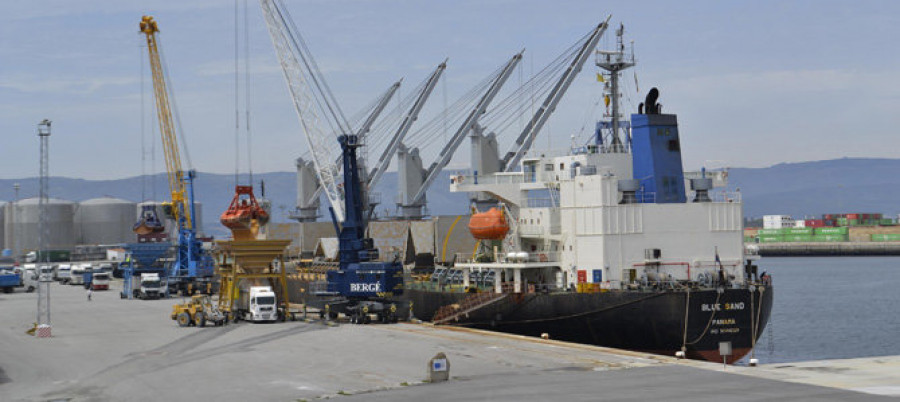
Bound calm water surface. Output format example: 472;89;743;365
754;256;900;364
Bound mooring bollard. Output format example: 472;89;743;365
428;352;450;382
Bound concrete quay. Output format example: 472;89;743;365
0;280;896;401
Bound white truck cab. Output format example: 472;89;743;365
22;264;37;292
139;273;162;299
239;286;279;322
57;264;72;284
91;272;110;290
69;264;88;285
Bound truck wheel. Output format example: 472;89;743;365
120;292;125;299
176;312;191;327
195;312;206;327
26;286;35;293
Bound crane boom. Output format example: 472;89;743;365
302;80;402;208
368;60;447;191
259;0;348;221
407;51;523;208
502;16;611;171
139;15;191;229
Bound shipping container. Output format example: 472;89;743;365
811;234;848;242
871;234;900;242
787;227;814;235
815;227;849;235
784;234;813;242
758;235;785;243
847;214;859;219
757;229;782;235
805;219;825;227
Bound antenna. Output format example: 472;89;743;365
595;22;635;153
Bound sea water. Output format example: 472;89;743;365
753;256;900;364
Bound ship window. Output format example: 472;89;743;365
559;163;565;170
537;219;540;224
530;219;534;224
570;245;573;251
667;139;680;151
544;164;553;171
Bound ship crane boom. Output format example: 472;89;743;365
502;16;610;172
259;0;351;221
402;51;523;216
368;60;447;191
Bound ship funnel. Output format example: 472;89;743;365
618;179;640;204
690;178;713;203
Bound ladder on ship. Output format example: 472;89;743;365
432;292;509;325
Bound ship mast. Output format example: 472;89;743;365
595;23;635;153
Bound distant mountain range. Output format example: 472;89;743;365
726;158;900;220
1;157;897;237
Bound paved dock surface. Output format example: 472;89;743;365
0;281;895;401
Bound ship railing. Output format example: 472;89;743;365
454;251;561;264
710;191;741;203
518;226;544;236
450;173;525;187
522;148;573;159
635;191;656;203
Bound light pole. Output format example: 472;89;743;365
35;119;52;338
12;183;19;263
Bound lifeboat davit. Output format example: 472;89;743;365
468;207;510;240
133;205;165;235
220;185;270;240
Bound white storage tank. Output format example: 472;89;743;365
76;197;137;245
8;197;76;252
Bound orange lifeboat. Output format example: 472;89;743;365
220;185;269;240
468;207;510;240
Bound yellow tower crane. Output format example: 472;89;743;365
139;15;192;229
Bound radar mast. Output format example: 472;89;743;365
595;23;635;153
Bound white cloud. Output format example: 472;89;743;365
0;74;139;94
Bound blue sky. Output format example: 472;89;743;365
1;0;898;179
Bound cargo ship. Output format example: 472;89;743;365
294;21;772;364
401;28;772;363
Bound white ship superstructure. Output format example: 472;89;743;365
450;142;743;292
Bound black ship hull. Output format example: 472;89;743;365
405;285;773;363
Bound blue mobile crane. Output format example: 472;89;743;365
312;135;405;324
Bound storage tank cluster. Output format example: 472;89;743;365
1;197;204;255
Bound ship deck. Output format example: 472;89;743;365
0;279;894;401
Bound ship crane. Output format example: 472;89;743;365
397;51;523;218
292;80;402;222
367;61;447;198
501;16;610;172
259;0;354;222
138;15;214;295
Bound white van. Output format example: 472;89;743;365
57;264;72;284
